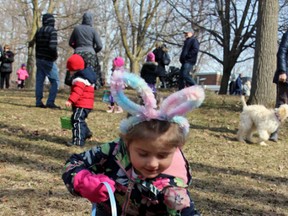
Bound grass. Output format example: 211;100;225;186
0;88;287;216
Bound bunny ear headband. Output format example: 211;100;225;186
110;70;205;136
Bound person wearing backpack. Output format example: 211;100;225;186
153;42;170;88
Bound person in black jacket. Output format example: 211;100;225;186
270;30;288;142
234;74;243;95
35;13;60;109
0;44;14;89
153;42;170;88
178;30;199;90
140;52;158;93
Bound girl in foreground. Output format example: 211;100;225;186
62;70;204;215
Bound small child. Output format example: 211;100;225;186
62;71;204;215
16;63;29;89
140;52;158;93
106;56;124;113
65;54;96;147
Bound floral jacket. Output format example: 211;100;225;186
62;138;200;216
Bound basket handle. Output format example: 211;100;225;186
91;182;117;216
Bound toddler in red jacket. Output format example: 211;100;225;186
65;54;97;147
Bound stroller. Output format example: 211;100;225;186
164;66;180;88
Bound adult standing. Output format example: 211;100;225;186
69;12;103;88
35;13;60;109
0;44;14;89
178;30;199;90
153;42;170;88
270;30;288;142
234;73;243;95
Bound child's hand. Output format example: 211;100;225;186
65;101;72;107
73;170;115;203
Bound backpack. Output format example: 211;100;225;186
162;52;171;65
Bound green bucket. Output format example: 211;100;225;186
60;116;72;130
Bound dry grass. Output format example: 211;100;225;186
0;88;287;216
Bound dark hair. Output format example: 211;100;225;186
121;119;186;148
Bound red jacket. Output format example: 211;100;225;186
68;77;94;109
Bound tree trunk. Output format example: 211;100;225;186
130;59;140;74
25;0;41;88
248;0;278;106
219;68;230;94
219;57;235;94
26;46;36;88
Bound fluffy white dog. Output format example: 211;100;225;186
237;96;288;145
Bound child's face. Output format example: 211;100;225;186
128;136;177;179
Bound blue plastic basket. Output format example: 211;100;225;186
91;182;117;216
102;90;111;103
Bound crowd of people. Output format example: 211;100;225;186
2;11;287;215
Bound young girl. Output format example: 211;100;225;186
16;63;29;89
62;71;204;215
140;52;158;93
106;56;124;113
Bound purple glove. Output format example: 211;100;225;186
73;170;115;203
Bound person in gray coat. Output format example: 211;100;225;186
69;12;103;87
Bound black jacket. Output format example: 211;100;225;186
153;47;167;77
35;13;58;61
140;62;158;84
179;36;199;65
273;30;288;84
0;50;14;73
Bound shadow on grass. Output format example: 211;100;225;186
194;196;286;216
189;162;288;214
191;161;288;185
192;177;288;209
0;188;90;214
0;100;36;108
0;123;69;145
190;123;237;134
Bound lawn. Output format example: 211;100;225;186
0;88;287;216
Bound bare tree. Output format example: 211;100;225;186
248;0;278;106
113;0;170;73
167;0;258;94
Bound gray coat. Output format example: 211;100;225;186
69;12;103;54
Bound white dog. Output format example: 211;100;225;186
237;96;288;145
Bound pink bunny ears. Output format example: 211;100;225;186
110;70;205;136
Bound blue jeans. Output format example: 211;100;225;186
35;58;60;106
178;63;196;90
